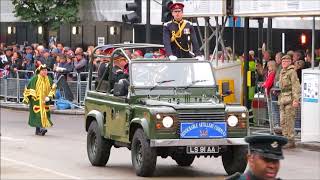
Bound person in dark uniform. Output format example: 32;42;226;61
226;135;288;180
163;2;203;60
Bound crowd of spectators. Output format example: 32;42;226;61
0;42;170;81
1;41;319;83
255;48;320;88
0;42;90;80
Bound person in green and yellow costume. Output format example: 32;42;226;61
23;64;57;136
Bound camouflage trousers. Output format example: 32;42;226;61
280;104;296;141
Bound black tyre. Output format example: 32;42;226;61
173;153;195;166
131;129;157;177
222;145;248;175
87;121;112;166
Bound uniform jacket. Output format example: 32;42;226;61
278;65;301;105
225;170;282;180
163;19;201;58
23;74;56;128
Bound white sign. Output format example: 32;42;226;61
234;0;320;17
97;37;105;46
303;73;319;103
177;0;225;17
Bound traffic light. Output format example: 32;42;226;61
161;0;173;22
226;0;234;16
122;0;142;23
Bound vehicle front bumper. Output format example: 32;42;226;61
150;138;247;147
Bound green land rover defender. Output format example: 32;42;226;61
85;44;248;177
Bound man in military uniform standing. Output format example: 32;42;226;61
278;55;301;148
226;135;288;180
163;2;202;60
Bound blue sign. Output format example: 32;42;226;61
180;122;227;139
228;17;242;27
303;98;318;103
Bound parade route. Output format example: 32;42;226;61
1;108;320;180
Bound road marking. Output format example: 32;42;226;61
1;157;82;180
0;136;24;141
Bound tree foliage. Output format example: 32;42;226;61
12;0;80;45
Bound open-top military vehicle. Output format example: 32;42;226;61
85;44;249;177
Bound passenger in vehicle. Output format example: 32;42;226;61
131;50;144;59
112;56;128;82
154;48;166;59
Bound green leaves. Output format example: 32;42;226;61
12;0;79;28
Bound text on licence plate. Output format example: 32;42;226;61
186;146;219;154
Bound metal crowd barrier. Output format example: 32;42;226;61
250;88;271;135
17;70;35;102
66;72;79;103
78;72;97;105
250;87;301;138
269;88;301;134
0;70;95;106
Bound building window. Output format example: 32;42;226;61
72;26;81;35
38;26;43;34
7;26;16;35
110;26;117;35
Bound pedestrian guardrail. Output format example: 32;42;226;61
250;87;301;138
0;70;95;106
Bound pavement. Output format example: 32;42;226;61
1;100;319;151
0;100;84;115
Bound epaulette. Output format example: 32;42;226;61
225;172;241;180
184;20;191;24
163;21;172;26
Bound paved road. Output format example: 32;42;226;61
1;108;320;180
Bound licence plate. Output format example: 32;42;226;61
186;146;219;154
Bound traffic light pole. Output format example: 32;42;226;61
243;17;249;108
204;17;210;60
312;16;315;69
267;18;272;51
146;0;151;43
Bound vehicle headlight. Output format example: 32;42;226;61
227;115;238;127
241;112;247;118
162;116;174;128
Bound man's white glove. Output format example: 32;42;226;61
44;96;50;102
169;55;178;61
196;55;204;61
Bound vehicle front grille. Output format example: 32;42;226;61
177;109;225;121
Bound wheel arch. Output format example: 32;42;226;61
129;118;150;142
86;110;105;134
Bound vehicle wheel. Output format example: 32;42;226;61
222;145;248;175
131;129;157;177
87;121;112;166
173;153;195;166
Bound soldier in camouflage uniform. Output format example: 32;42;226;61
278;55;301;148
